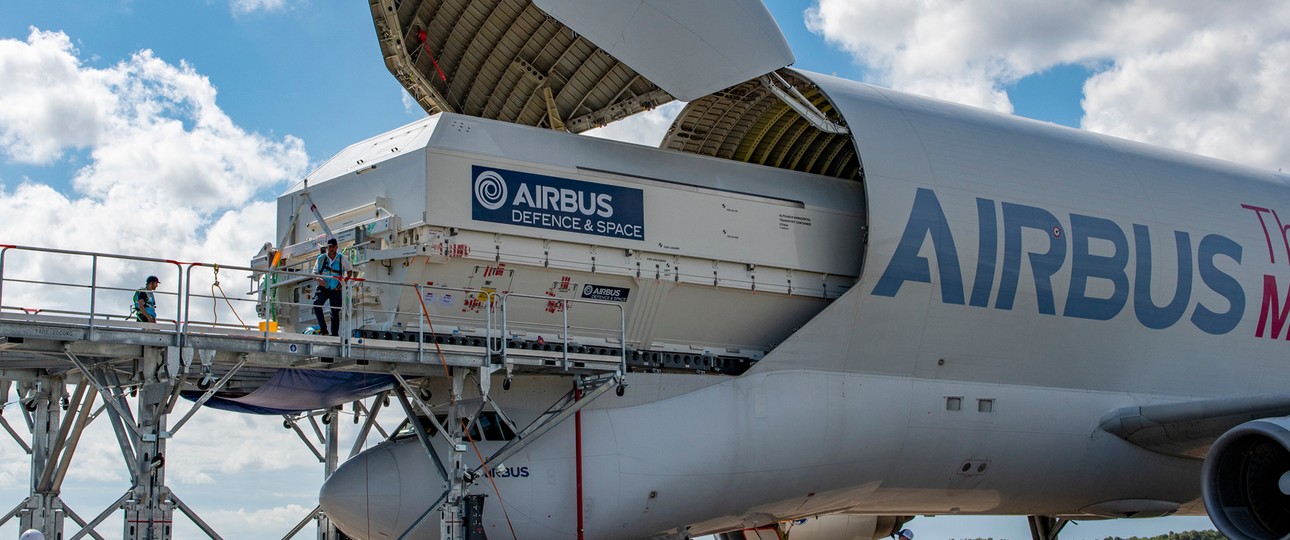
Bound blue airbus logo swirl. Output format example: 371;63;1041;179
474;170;508;210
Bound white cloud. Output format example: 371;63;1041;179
168;407;305;476
0;27;307;319
0;29;116;164
803;1;1290;170
401;88;421;115
802;0;1183;110
0;33;374;536
0;404;30;486
584;102;686;147
65;429;131;483
231;0;289;15
1082;28;1290;170
0;22;399;540
186;503;315;539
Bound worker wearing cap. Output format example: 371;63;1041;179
134;275;160;322
313;238;353;336
896;529;914;540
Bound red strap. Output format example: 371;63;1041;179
417;29;448;82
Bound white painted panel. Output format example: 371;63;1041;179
534;0;793;101
797;68;1290;396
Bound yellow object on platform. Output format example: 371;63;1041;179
258;321;279;332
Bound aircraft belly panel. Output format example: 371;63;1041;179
323;370;1206;539
585;372;1201;535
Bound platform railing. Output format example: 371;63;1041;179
250;263;628;370
0;244;185;339
0;244;626;373
499;292;627;375
242;261;506;360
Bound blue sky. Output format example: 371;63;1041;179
4;0;1287;538
0;2;416;195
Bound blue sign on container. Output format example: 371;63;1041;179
471;166;645;240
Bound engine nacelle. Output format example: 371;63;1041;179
1202;416;1290;540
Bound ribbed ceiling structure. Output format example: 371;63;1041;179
368;0;861;181
369;0;671;133
662;71;860;181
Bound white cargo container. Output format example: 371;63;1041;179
258;112;864;366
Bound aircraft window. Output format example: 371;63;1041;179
459;416;481;441
977;399;994;413
945;397;962;411
392;415;442;440
394;412;515;441
473;413;516;441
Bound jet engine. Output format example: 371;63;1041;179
1201;416;1290;540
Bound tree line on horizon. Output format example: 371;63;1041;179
947;530;1223;540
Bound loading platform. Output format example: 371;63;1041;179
0;244;644;540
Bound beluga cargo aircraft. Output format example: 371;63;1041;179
239;0;1290;539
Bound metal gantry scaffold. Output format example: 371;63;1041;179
0;244;628;540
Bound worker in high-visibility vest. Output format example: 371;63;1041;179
134;275;160;322
312;238;353;336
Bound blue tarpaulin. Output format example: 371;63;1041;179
182;368;396;415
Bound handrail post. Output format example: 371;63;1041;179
88;255;98;334
562;298;569;371
619;303;627;381
183;264;200;347
341;278;352;358
485;292;493;357
171;261;183;340
501;294;510;374
486;291;502;362
170;260;184;346
0;246;9;309
415;284;425;363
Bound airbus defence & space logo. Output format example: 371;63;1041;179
580;283;630;302
474;170;508;210
471;165;645;240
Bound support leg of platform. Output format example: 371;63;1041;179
318;405;343;540
122;347;175;540
19;374;67;539
440;370;469;540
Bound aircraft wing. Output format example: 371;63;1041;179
1098;394;1290;459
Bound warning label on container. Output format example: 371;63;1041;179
778;214;812;230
